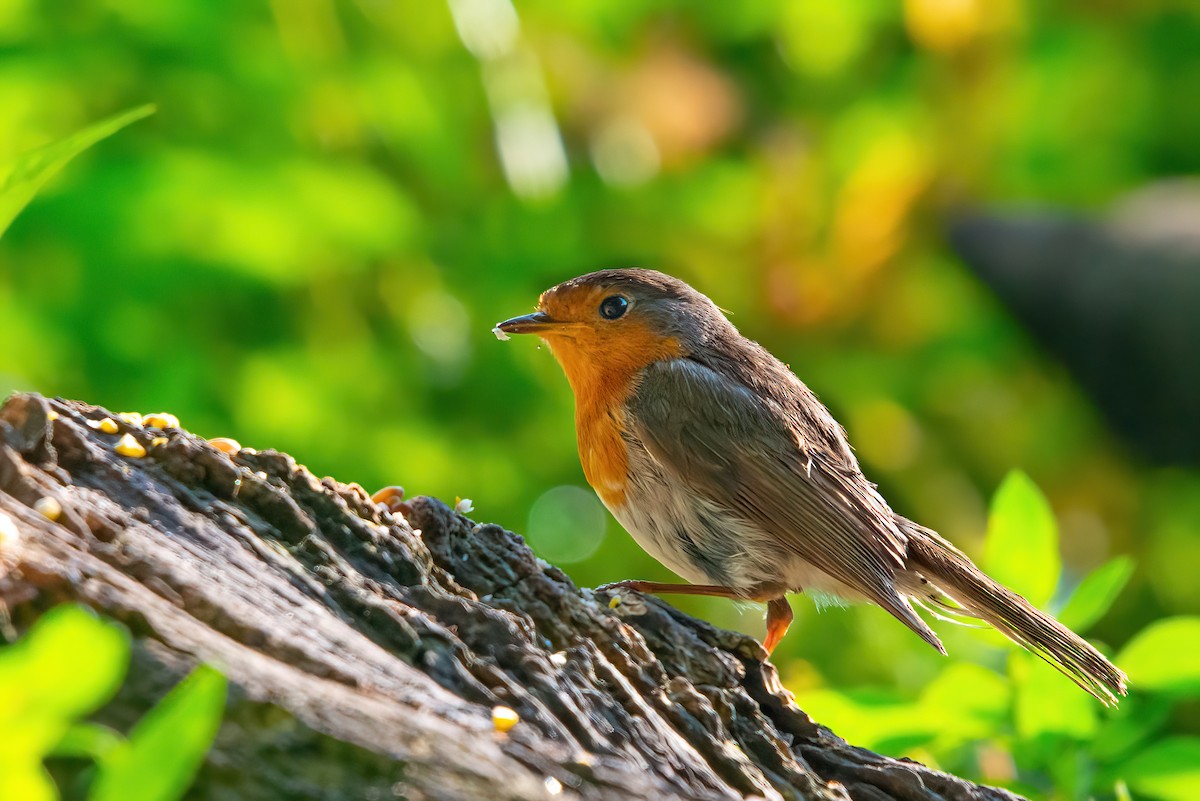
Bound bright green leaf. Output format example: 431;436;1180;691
919;662;1010;742
0;604;130;724
52;722;124;761
1121;737;1200;801
1011;650;1097;740
984;470;1060;609
91;664;227;801
1059;556;1135;632
0;760;58;801
797;686;934;750
0;104;154;239
1117;617;1200;697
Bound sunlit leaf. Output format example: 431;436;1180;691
799;686;935;750
1058;556;1135;632
91;664;227;801
0;604;130;724
51;722;123;761
1011;650;1097;740
0;761;58;801
0;104;154;239
1120;737;1200;801
1117;617;1200;697
919;662;1010;742
984;470;1060;609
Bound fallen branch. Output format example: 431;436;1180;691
0;393;1022;801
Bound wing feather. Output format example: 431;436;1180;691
628;359;943;651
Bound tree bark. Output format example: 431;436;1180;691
0;393;1023;801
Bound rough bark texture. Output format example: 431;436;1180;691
0;393;1024;801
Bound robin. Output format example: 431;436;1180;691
495;269;1126;704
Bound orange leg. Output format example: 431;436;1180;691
596;580;742;598
763;597;793;654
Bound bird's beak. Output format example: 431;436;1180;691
494;311;557;336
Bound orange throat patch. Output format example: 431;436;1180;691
544;326;682;510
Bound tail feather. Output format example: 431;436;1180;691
899;520;1128;706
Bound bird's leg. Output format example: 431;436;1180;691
763;597;794;654
596;580;742;598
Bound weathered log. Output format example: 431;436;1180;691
0;393;1022;801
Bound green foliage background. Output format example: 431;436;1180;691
1;1;1198;798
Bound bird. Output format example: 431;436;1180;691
494;268;1127;704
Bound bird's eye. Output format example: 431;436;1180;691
599;295;628;320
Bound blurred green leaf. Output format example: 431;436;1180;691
52;722;124;761
1058;556;1134;632
1120;737;1200;801
984;471;1061;609
1091;695;1174;763
0;104;154;239
91;664;227;801
1011;650;1097;740
1117;617;1200;697
919;662;1010;742
798;687;934;750
0;763;58;801
0;604;130;757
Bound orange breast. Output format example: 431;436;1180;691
578;405;631;508
546;323;683;509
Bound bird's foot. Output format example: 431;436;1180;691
762;597;794;655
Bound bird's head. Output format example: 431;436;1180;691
495;269;728;402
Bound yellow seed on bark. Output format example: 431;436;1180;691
0;512;17;547
209;437;241;454
89;417;120;434
492;706;519;733
114;434;147;458
34;497;62;521
118;412;143;426
143;412;180;429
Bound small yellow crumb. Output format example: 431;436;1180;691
0;512;17;548
151;437;168;447
117;412;143;426
608;596;621;609
143;412;180;429
492;705;519;733
114;434;147;458
209;437;241;454
47;410;59;421
88;417;120;434
34;497;62;521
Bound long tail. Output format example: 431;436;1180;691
897;518;1128;706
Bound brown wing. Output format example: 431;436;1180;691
628;358;943;652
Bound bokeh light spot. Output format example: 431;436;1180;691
527;485;607;564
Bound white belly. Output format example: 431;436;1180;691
598;438;867;602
